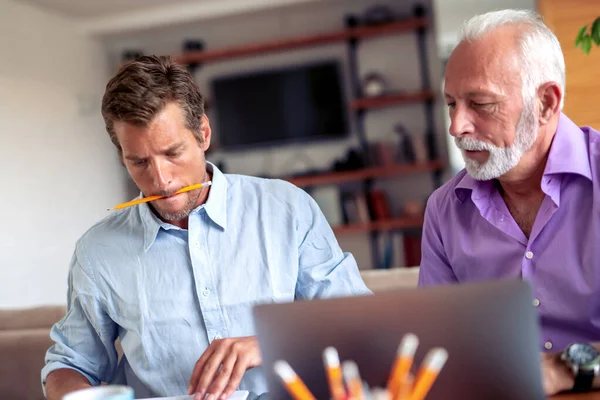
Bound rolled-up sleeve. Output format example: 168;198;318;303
294;191;372;299
418;194;458;286
41;252;118;394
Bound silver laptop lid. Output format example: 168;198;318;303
253;279;544;400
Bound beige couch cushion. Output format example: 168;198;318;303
0;306;66;331
0;306;65;400
360;267;420;293
0;328;54;400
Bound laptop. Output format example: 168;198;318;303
253;279;544;400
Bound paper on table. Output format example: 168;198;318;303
138;391;249;400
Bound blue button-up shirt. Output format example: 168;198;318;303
42;162;370;397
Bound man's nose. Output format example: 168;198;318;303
150;160;172;190
448;105;475;138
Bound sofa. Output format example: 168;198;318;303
0;267;419;400
0;305;66;400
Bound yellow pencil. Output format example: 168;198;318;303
387;333;419;399
408;348;448;400
109;182;211;210
395;373;414;400
273;360;317;400
323;347;346;400
342;360;365;400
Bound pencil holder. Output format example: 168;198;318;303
273;333;448;400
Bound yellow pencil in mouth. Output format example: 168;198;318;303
109;181;212;210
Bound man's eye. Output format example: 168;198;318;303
166;152;181;158
446;102;456;109
472;102;492;108
132;159;147;166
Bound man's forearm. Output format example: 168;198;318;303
45;368;92;400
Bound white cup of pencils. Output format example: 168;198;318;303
273;333;448;400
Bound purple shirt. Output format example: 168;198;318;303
419;113;600;352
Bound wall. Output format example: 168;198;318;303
434;0;535;53
538;0;600;129
102;0;448;270
0;0;130;308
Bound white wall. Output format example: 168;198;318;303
102;0;448;270
0;0;130;308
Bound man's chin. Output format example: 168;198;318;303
156;209;192;222
465;161;498;181
151;202;193;221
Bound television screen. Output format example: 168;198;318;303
210;61;348;150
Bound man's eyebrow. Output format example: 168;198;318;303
444;90;501;99
124;143;186;161
124;154;146;161
465;90;499;97
163;143;185;153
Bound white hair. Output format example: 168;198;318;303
458;9;566;109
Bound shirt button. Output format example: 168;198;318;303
525;251;534;259
214;334;221;340
202;288;210;297
533;298;540;307
544;341;553;350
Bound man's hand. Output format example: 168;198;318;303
188;336;262;400
541;352;573;396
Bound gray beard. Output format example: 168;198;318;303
455;100;539;181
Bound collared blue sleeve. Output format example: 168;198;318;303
41;251;119;395
294;190;372;299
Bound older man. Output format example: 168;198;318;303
419;9;600;396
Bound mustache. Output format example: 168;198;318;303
454;137;494;151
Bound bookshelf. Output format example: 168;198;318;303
333;215;424;235
350;90;435;111
287;160;443;188
170;5;444;268
342;4;441;268
174;18;429;65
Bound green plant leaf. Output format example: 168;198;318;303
576;24;588;47
582;35;593;54
592;17;600;45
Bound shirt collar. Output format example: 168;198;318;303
454;112;591;201
454;172;495;203
543;112;592;181
139;201;171;252
203;161;228;231
139;161;228;252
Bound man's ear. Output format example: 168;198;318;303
200;114;211;151
537;82;562;124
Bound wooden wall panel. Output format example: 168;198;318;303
538;0;600;129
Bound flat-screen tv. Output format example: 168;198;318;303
210;60;348;150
